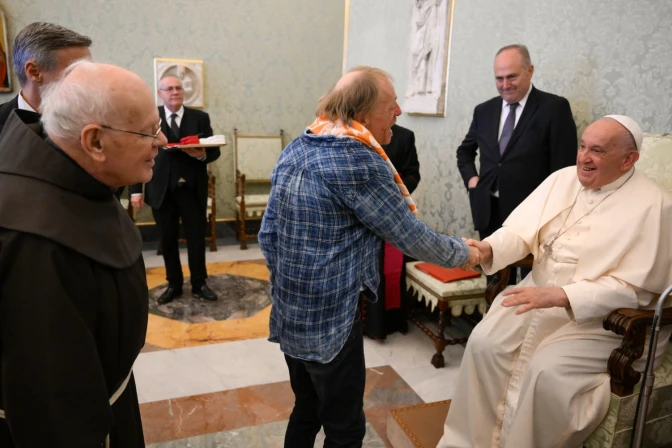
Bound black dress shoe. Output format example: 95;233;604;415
158;287;182;305
192;284;217;301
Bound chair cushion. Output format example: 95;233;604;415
405;261;487;313
235;194;269;218
235;194;269;207
585;345;672;447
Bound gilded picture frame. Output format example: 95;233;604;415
0;8;12;92
154;58;204;108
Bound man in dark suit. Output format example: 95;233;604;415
364;124;421;339
385;125;421;193
130;74;221;304
457;44;577;282
0;22;91;134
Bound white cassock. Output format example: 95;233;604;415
438;166;672;448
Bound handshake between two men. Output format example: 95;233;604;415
459;238;571;315
459;238;491;270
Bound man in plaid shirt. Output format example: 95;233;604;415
259;66;479;448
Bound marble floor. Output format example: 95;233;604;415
136;243;473;447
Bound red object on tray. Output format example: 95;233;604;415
166;135;200;147
414;262;481;283
179;135;200;144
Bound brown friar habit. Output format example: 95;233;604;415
0;110;147;448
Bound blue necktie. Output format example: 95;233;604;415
499;102;519;155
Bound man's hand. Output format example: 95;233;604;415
183;147;206;160
501;287;570;315
459;245;482;269
131;194;144;211
462;238;492;266
467;176;479;189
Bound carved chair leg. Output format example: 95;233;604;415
240;213;248;250
431;302;450;368
209;214;217;252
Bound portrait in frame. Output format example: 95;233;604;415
0;7;12;92
154;58;204;108
404;0;455;117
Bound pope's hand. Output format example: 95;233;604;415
462;238;493;267
458;240;481;269
501;287;570;314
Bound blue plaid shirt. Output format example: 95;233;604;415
259;131;470;363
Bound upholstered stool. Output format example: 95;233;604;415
405;261;487;368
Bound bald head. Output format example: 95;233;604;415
41;60;166;188
41;61;154;142
316;66;400;144
316;66;393;124
333;70;363;91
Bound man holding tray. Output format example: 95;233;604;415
130;73;220;304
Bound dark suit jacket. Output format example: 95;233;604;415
383;125;421;194
457;86;577;231
0;96;21;135
129;106;221;210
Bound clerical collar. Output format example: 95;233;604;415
592;168;635;193
18;91;37;112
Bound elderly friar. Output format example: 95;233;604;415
0;61;166;448
439;115;672;448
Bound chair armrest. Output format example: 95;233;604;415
603;307;672;396
484;254;534;305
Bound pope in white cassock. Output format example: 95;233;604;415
438;115;672;448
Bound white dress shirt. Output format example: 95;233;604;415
492;83;533;197
17;91;37;112
164;105;184;128
497;83;533;140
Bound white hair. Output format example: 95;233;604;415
41;60;118;141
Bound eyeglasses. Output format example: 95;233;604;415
159;86;184;92
100;118;162;141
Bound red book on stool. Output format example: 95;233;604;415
414;263;481;283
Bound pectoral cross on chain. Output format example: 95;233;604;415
539;240;555;261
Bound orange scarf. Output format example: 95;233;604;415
308;117;418;215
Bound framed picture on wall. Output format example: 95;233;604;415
404;0;455;117
154;58;204;108
0;8;12;92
